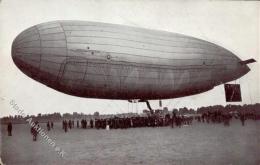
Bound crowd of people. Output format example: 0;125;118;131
195;111;233;126
5;111;260;141
59;111;258;132
60;113;194;132
195;111;258;127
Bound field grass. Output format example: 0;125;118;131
1;119;260;165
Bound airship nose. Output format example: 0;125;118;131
238;63;250;77
234;54;251;76
220;51;252;84
12;26;41;78
228;55;251;81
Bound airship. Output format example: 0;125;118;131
11;20;255;110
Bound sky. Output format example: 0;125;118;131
0;0;259;117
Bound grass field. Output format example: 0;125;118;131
1;120;260;165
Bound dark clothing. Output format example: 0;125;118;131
90;119;93;128
64;121;68;132
77;120;79;128
7;122;12;136
47;122;50;131
31;124;39;141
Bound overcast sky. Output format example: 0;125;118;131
0;0;259;117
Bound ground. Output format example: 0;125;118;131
1;120;260;165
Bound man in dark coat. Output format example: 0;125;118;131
47;121;50;131
64;120;68;132
77;120;79;128
7;122;12;136
90;119;93;128
31;121;39;141
51;122;54;129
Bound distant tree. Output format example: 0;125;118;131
94;111;99;117
179;107;188;114
163;107;168;111
63;113;72;118
172;109;178;114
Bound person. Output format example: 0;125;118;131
81;119;84;128
90;119;93;128
68;120;72;129
51;122;54;129
77;120;79;128
31;127;38;141
64;120;68;132
62;120;65;129
31;121;39;141
84;119;87;129
171;111;176;128
7;122;12;136
165;113;170;126
240;114;245;126
47;121;50;131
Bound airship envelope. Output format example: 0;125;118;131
12;20;251;100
